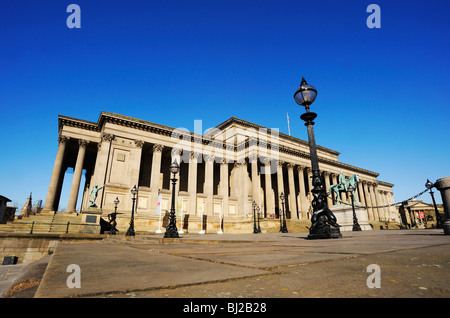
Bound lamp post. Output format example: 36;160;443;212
109;197;119;235
252;201;259;234
347;185;361;231
425;179;442;229
164;159;180;238
126;185;137;236
256;206;262;233
294;77;341;239
279;193;288;233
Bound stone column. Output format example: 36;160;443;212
381;191;388;221
67;139;88;213
250;154;261;208
204;154;214;216
150;144;164;214
370;183;380;220
306;168;313;201
262;158;274;217
330;173;338;205
323;171;332;208
241;160;250;216
363;181;374;220
188;152;199;216
331;173;342;204
220;158;229;217
357;180;366;207
389;192;397;221
435;176;450;235
43;135;69;212
377;190;384;221
297;166;307;219
131;139;144;190
277;161;285;212
286;163;297;219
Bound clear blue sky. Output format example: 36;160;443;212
0;0;448;211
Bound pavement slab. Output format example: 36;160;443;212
27;229;450;299
34;241;273;298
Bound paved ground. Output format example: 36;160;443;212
1;229;449;301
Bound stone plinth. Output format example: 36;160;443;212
331;205;372;231
435;176;450;235
79;208;102;234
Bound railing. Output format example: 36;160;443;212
1;221;100;234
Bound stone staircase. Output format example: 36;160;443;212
0;213;83;234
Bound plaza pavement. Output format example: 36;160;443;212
3;229;450;299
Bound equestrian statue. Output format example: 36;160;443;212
329;172;360;205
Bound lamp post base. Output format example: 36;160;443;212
307;226;342;240
125;226;135;237
307;216;342;240
164;226;179;238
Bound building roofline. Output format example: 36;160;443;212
58;112;380;177
214;116;341;156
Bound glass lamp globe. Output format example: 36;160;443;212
170;159;180;175
294;77;317;107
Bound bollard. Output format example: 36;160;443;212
435;176;450;235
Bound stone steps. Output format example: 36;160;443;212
0;213;83;234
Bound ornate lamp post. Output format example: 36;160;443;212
126;185;137;236
256;206;262;233
164;159;180;238
279;193;288;233
294;77;342;239
109;197;119;235
425;179;442;229
252;201;259;234
347;185;361;231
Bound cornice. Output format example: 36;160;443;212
58;112;379;177
58;115;99;132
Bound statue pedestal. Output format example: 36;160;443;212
331;205;372;231
79;207;102;234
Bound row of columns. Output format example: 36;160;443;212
257;160;395;221
44;135;396;223
44;137;88;213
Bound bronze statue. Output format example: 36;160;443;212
329;173;360;204
88;185;104;207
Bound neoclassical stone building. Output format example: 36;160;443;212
42;112;397;230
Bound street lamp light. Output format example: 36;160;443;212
295;77;341;239
425;179;442;229
164;159;180;238
279;193;288;233
347;185;361;231
109;197;119;235
126;185;138;236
